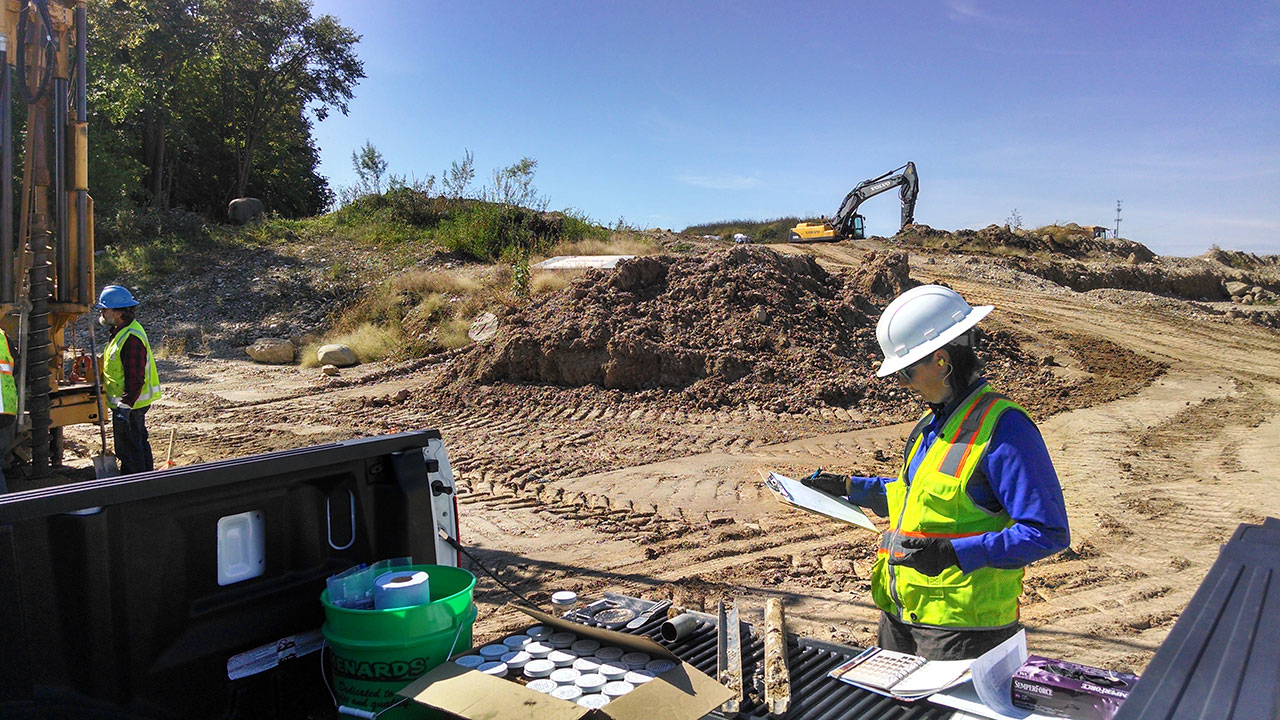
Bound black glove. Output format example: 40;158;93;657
801;470;850;497
888;537;959;577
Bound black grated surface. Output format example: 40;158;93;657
584;599;953;720
1113;519;1280;720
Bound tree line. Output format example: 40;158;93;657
85;0;363;227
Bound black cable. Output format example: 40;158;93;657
435;529;543;610
17;0;57;105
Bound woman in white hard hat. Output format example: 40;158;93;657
803;284;1069;660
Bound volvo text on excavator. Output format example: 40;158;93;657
790;162;918;242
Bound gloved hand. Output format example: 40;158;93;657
112;401;132;421
801;470;850;497
888;537;959;577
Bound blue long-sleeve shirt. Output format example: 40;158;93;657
846;380;1070;572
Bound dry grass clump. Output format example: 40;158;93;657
542;232;658;259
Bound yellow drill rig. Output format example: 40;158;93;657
0;0;99;478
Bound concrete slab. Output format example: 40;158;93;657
532;255;635;270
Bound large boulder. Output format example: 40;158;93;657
317;343;358;367
228;197;265;224
1225;280;1251;297
246;337;295;364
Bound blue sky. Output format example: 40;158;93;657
309;1;1279;256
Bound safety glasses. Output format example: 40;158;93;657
897;356;929;382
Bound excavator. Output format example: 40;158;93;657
0;0;100;479
790;161;919;242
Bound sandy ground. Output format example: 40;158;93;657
57;242;1280;674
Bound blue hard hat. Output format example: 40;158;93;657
94;285;140;309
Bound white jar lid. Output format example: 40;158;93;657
570;639;601;654
479;644;508;659
575;673;607;692
524;642;554;658
598;662;628;679
525;625;553;640
625;670;656;684
577;694;610;708
550;667;581;685
551;590;579;605
645;658;677;674
548;631;577;648
500;650;531;669
594;646;624;662
548;650;577;667
602;681;635;697
453;654;485;669
551;685;583;701
621;651;651;668
502;634;531;648
572;656;601;673
477;661;507;677
523;659;556;678
527;678;558;694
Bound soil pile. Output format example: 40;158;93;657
466;246;1030;413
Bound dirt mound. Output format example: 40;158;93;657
897;223;1157;263
462;246;1040;413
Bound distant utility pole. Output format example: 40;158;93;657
1114;200;1122;238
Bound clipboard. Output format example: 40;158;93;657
759;469;878;532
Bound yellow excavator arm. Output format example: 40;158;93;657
790;162;918;243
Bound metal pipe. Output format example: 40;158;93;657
75;1;89;306
54;77;66;301
1;43;11;304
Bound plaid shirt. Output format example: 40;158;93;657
110;325;148;408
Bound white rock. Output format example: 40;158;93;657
317;344;358;367
321;364;340;376
246;338;295;364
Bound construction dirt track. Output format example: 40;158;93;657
63;238;1280;673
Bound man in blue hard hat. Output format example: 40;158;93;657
95;285;163;474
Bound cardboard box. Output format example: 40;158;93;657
399;603;734;720
1010;655;1139;720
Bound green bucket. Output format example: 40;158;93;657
322;564;477;713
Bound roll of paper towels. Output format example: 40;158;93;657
372;570;431;610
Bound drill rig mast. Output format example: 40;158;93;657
1;0;98;478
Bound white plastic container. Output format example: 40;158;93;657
525;625;553;640
577;694;610;708
478;644;508;660
594;646;624;662
527;678;558;694
602;680;635;698
502;634;531;649
548;650;577;667
573;656;602;673
575;673;607;693
551;685;583;701
500;650;531;670
570;638;601;655
453;654;485;669
524;641;554;659
551;590;580;618
625;670;656;684
621;651;650;669
550;667;581;685
477;661;507;678
598;662;628;680
548;631;577;649
523;659;556;679
645;658;677;674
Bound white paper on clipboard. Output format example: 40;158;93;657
760;470;877;532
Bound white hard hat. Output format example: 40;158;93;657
875;285;993;378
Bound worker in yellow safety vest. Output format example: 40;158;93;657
0;326;16;493
802;285;1070;660
96;285;163;474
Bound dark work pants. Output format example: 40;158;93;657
113;406;153;474
878;611;1021;660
